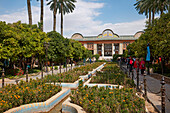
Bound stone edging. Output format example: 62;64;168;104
4;88;71;113
79;63;106;80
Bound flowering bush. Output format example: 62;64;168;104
91;63;135;87
71;85;145;113
6;68;24;79
44;62;104;83
0;79;61;112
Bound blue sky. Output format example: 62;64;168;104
0;0;147;37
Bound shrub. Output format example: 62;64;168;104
0;79;61;112
6;68;24;78
90;63;135;87
93;54;100;61
54;66;58;70
112;54;122;62
71;86;145;113
44;62;104;83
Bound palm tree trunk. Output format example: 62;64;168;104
152;8;155;25
61;1;63;36
53;0;57;31
160;3;164;16
149;9;151;25
169;0;170;13
27;0;32;25
40;0;44;31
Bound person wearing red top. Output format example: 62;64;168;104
139;57;146;75
133;58;139;72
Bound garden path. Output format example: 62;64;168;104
122;64;170;113
0;65;78;88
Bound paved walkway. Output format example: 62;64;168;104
122;64;170;113
0;65;79;88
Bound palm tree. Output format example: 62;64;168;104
47;0;76;35
47;0;57;31
134;0;164;25
135;0;169;22
37;0;45;31
27;0;32;25
158;0;168;16
134;0;152;25
168;0;170;13
53;0;57;31
40;0;44;31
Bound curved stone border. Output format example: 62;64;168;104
79;63;106;80
63;97;86;113
4;88;71;113
62;104;78;113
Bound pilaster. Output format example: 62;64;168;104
94;44;97;55
119;43;123;54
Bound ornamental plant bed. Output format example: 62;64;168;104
90;63;135;87
5;68;24;79
70;84;145;113
0;79;61;113
44;62;104;83
5;68;41;79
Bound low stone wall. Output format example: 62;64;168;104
79;63;106;80
86;83;123;89
4;88;71;113
62;104;78;113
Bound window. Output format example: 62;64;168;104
104;44;112;56
87;43;93;50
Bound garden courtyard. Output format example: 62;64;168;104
0;0;170;112
0;61;159;113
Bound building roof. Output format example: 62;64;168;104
71;29;143;41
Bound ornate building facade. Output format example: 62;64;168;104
71;29;143;60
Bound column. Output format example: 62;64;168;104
102;43;104;57
84;44;87;48
119;43;123;54
112;43;115;55
93;44;97;55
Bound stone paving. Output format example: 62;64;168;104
122;64;170;113
0;65;78;88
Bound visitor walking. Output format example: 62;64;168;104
89;58;91;64
139;57;146;75
129;56;134;76
133;58;139;72
126;57;129;69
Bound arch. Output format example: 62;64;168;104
71;33;84;39
97;34;102;38
134;31;144;38
102;29;119;38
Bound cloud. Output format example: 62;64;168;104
0;0;146;38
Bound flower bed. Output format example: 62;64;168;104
0;79;61;112
70;84;145;113
44;62;104;83
5;68;24;79
90;63;135;87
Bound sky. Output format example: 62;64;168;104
0;0;148;38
